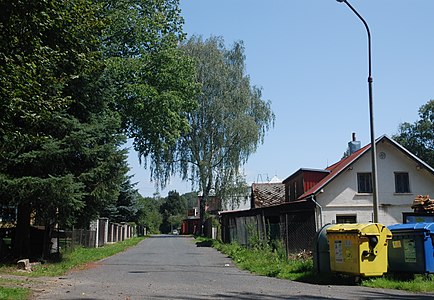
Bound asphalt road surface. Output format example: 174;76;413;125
36;235;434;299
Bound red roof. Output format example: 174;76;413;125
298;143;370;200
297;135;434;199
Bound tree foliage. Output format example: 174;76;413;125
393;100;434;167
101;0;198;183
0;0;127;258
0;0;198;257
170;36;275;231
159;190;186;233
102;175;141;224
136;195;163;234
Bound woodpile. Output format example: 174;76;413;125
411;195;434;213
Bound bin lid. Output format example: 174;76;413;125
388;222;434;233
326;223;389;235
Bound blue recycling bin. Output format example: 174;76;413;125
388;223;434;273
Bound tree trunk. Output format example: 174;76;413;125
199;195;206;236
42;221;52;260
198;166;213;236
13;202;31;259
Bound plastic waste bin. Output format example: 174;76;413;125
313;224;333;274
326;223;392;277
387;222;434;273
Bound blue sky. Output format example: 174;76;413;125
128;0;434;197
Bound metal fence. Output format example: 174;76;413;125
280;211;317;253
220;201;317;256
59;229;97;250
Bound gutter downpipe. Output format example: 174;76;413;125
310;195;323;230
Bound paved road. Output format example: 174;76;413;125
37;235;434;299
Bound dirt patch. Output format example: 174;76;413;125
0;273;63;300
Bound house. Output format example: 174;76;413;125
283;135;434;229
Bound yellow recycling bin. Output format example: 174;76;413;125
326;223;392;277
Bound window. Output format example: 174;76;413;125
357;173;372;193
395;172;410;193
336;215;357;224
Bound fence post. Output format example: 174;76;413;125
90;220;98;248
98;218;109;247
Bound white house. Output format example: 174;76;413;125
284;135;434;229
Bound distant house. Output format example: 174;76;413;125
221;186;252;212
283;135;434;229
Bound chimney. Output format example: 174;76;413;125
348;132;361;155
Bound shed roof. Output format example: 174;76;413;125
251;182;285;208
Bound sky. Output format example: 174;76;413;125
127;0;434;197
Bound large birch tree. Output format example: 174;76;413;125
170;36;275;233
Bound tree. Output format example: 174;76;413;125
393;100;434;167
182;192;199;210
169;36;275;234
136;195;163;234
102;175;140;224
0;0;198;258
101;0;198;183
0;0;127;258
159;191;186;233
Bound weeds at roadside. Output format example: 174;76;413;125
196;237;313;281
196;237;434;293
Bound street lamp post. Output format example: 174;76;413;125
336;0;379;223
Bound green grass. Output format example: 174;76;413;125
0;287;29;300
362;273;434;292
198;237;434;293
29;236;145;277
199;237;313;280
0;278;32;300
0;237;145;277
0;237;145;299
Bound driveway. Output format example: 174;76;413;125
36;235;434;299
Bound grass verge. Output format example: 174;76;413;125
0;277;31;300
197;237;434;293
0;236;145;299
197;237;313;281
0;286;29;300
362;273;434;292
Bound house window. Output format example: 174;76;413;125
357;173;372;193
395;172;410;193
336;215;357;224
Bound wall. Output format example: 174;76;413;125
316;140;434;226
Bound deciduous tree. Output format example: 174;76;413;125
393;100;434;167
102;0;198;183
169;36;275;234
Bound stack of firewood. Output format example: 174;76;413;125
411;195;434;213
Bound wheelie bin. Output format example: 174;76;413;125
326;223;392;277
388;222;434;273
313;224;333;274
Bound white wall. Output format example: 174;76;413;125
316;140;434;227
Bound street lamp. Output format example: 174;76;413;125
336;0;379;223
